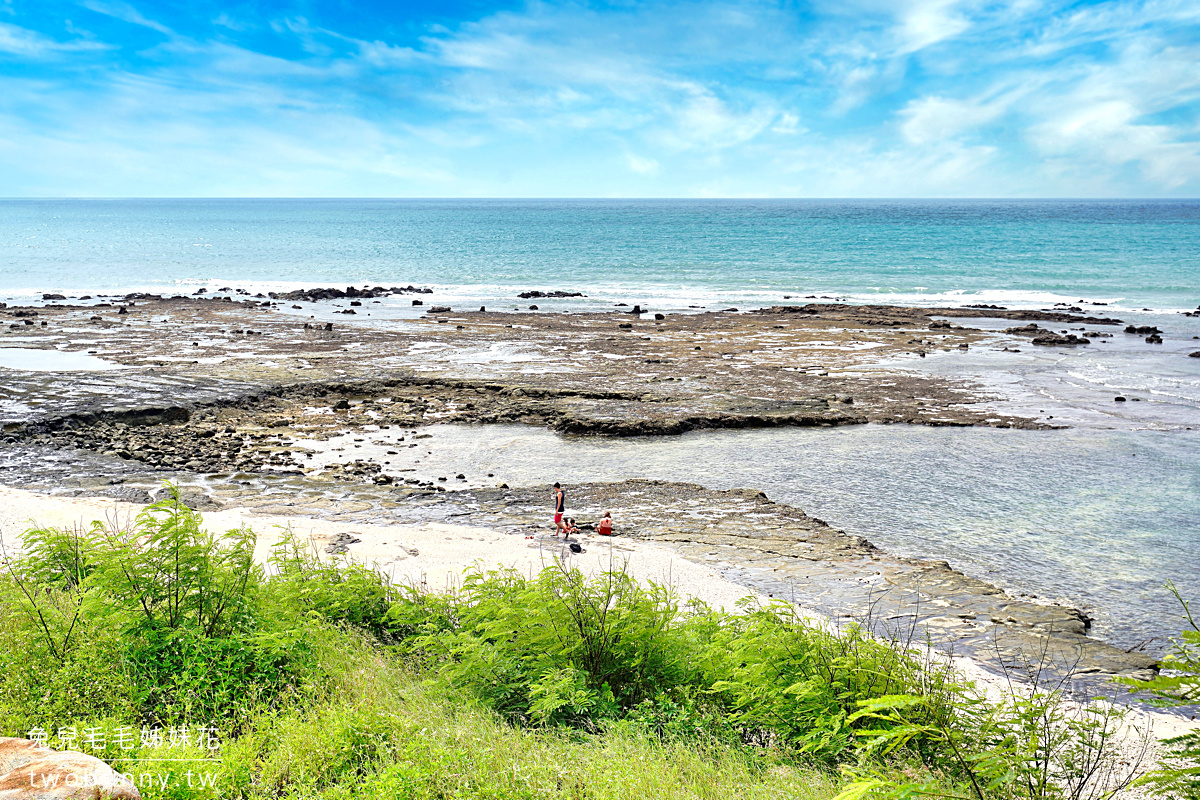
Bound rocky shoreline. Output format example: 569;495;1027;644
0;293;1170;688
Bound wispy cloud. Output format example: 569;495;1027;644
0;21;111;57
78;0;173;36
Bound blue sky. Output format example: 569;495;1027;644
1;0;1198;197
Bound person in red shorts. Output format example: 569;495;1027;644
597;511;613;536
552;482;566;537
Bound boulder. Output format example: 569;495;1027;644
1004;323;1041;334
516;290;585;299
0;737;141;798
1031;333;1089;346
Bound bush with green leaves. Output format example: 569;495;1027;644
0;488;393;729
266;528;402;643
1121;582;1200;800
389;563;957;765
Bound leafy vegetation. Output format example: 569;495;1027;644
0;491;1183;800
1120;582;1200;800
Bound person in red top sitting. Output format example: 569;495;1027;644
597;511;613;536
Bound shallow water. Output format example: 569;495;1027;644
0;347;121;372
385;423;1200;654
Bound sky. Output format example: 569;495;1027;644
1;0;1199;197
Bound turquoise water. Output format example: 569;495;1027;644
2;199;1199;312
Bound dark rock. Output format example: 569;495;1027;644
270;285;427;303
340;309;357;314
324;531;361;555
323;322;334;331
1190;351;1200;358
1145;334;1162;344
1124;325;1161;335
964;303;1006;309
529;305;538;310
654;313;665;321
412;299;424;306
517;290;586;299
428;306;452;313
350;300;362;306
1032;334;1088;346
479;306;486;312
42;293;66;300
1004;323;1041;334
629;305;644;314
333;399;351;410
1115;396;1126;402
173;491;221;511
118;306;127;315
99;486;154;504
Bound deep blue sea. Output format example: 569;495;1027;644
1;198;1198;652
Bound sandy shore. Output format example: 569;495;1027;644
0;485;767;614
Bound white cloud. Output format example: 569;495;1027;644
0;21;110;56
899;92;1014;144
1023;37;1200;188
771;113;804;134
78;0;172;36
625;154;660;175
895;0;973;53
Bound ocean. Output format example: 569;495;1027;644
2;198;1199;313
1;198;1198;651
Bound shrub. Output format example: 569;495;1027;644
1121;582;1200;800
266;529;401;643
390;563;958;765
0;488;317;727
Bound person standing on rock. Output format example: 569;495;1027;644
553;482;566;537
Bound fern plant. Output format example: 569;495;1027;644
1120;582;1200;800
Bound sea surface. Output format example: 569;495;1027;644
2;198;1199;313
1;198;1198;652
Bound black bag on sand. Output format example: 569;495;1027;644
569;542;582;553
